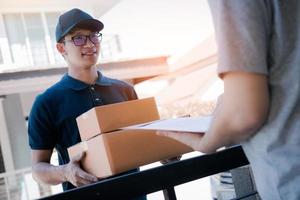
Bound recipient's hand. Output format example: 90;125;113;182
63;152;98;187
157;131;204;152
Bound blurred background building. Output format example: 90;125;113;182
0;0;226;199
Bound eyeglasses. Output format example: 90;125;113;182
63;32;102;46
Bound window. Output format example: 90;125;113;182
2;11;123;68
45;12;64;63
3;14;30;66
24;13;49;65
2;11;62;67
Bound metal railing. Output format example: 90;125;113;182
0;167;54;200
0;167;32;200
39;145;249;200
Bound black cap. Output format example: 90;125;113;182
55;8;104;42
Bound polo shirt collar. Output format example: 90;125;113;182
61;71;112;90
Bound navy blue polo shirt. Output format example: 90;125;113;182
28;71;139;191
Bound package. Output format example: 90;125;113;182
76;97;160;141
68;97;193;178
68;129;192;178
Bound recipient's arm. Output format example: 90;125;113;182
198;72;269;153
157;71;269;153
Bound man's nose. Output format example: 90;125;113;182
84;37;95;47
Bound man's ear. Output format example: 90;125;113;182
56;43;67;56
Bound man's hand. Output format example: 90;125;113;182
63;152;98;187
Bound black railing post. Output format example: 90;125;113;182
163;187;177;200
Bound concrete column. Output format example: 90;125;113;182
2;94;31;170
0;97;15;172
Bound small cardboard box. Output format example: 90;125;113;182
76;97;159;141
68;129;193;178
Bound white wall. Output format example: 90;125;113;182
101;0;214;59
20;91;41;117
0;0;214;64
0;0;121;17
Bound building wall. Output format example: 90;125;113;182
101;0;214;58
0;0;122;72
2;94;31;170
0;0;120;17
20;91;41;118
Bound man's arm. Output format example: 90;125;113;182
158;71;269;153
31;149;98;187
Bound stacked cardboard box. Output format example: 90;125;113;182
68;97;193;178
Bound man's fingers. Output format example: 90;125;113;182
73;170;98;187
72;152;85;163
77;168;98;182
75;176;96;187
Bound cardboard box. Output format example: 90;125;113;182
69;97;193;178
76;97;159;141
68;129;193;178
